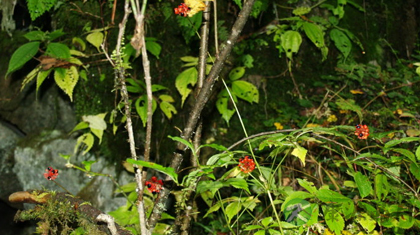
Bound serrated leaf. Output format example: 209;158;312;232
229;67;246;81
354;171;372;198
126;158;178;184
86;31;104;52
54;66;78;101
226;201;242;223
27;0;58;20
356;213;376;233
232;80;259;103
175;67;197;107
46;42;71;59
7;42;40;76
160;101;177;119
324;207;344;235
291;146;307;166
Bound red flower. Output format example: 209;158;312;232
238;156;255;174
355;124;370;139
44;167;59;181
174;3;190;17
145;176;164;194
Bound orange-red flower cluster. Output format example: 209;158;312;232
145;176;163;194
238;156;255;174
44;167;59;181
355;124;369;139
174;3;190;17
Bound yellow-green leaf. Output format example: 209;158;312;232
291;145;307;166
86;31;104;52
175;67;197;107
54;66;79;101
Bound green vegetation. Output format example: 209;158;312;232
5;0;420;234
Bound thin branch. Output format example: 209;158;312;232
148;0;256;229
96;214;118;235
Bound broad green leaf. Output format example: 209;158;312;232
232;80;259;103
82;160;97;172
293;6;311;16
333;0;346;19
324;206;344;235
82;113;107;130
396;214;414;229
175;67;197;107
159;94;174;102
71;122;89;133
197;180;224;197
135;95;157;127
204;201;221;218
297;178;317;194
54;66;79;101
244;225;264;231
86;31;104;51
216;89;236;124
7;41;40;76
302;22;327;61
226;201;242;223
281;191;314;211
167;135;195;152
46;42;71;59
160;101;177;119
180;56;198;63
353;171;372;198
374;174;389;200
330;29;351;61
390;148;416;165
152;84;168;92
291;145;307;166
229;67;246;81
356;213;376;233
281;31;302;60
115;182;137;193
206;152;233;166
316;189;351;203
48;29;66;41
75;133;94;155
261;217;273;227
409;163;420;181
24;30;46;41
90;128;104;143
342;29;365;52
341;200;355;219
224;178;250;194
283;198;312;226
126;158;178;184
146;40;161;59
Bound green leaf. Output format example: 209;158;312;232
36;69;52;93
86;31;104;52
54;66;79;101
324;206;344;235
356;213;376;233
353;172;372;198
330;29;352;61
291;145;307;166
293;6;311;16
24;30;46;41
297;178;317;194
283;198;312;226
229;67;246;81
72;37;86;51
384;137;420;150
135;95;157;127
7;42;40;76
46;43;71;59
82;160;97;172
281;31;302;61
126;158;178;184
146;40;161;59
197;180;224;197
390;148;416;164
224;178;250;194
175;67;198;107
48;29;66;41
159;94;174;102
242;54;254;68
261;217;273;227
409;163;420;181
216;89;236;124
316;189;351;203
71;122;89;133
167;135;195;152
374;173;389;200
82;113;107;130
226;201;242;223
204;201;221;218
27;0;58;20
75;133;95;155
335;98;362;120
302;22;327;61
160;101;177;119
152;84;168;92
206;152;233;166
232;80;259;103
